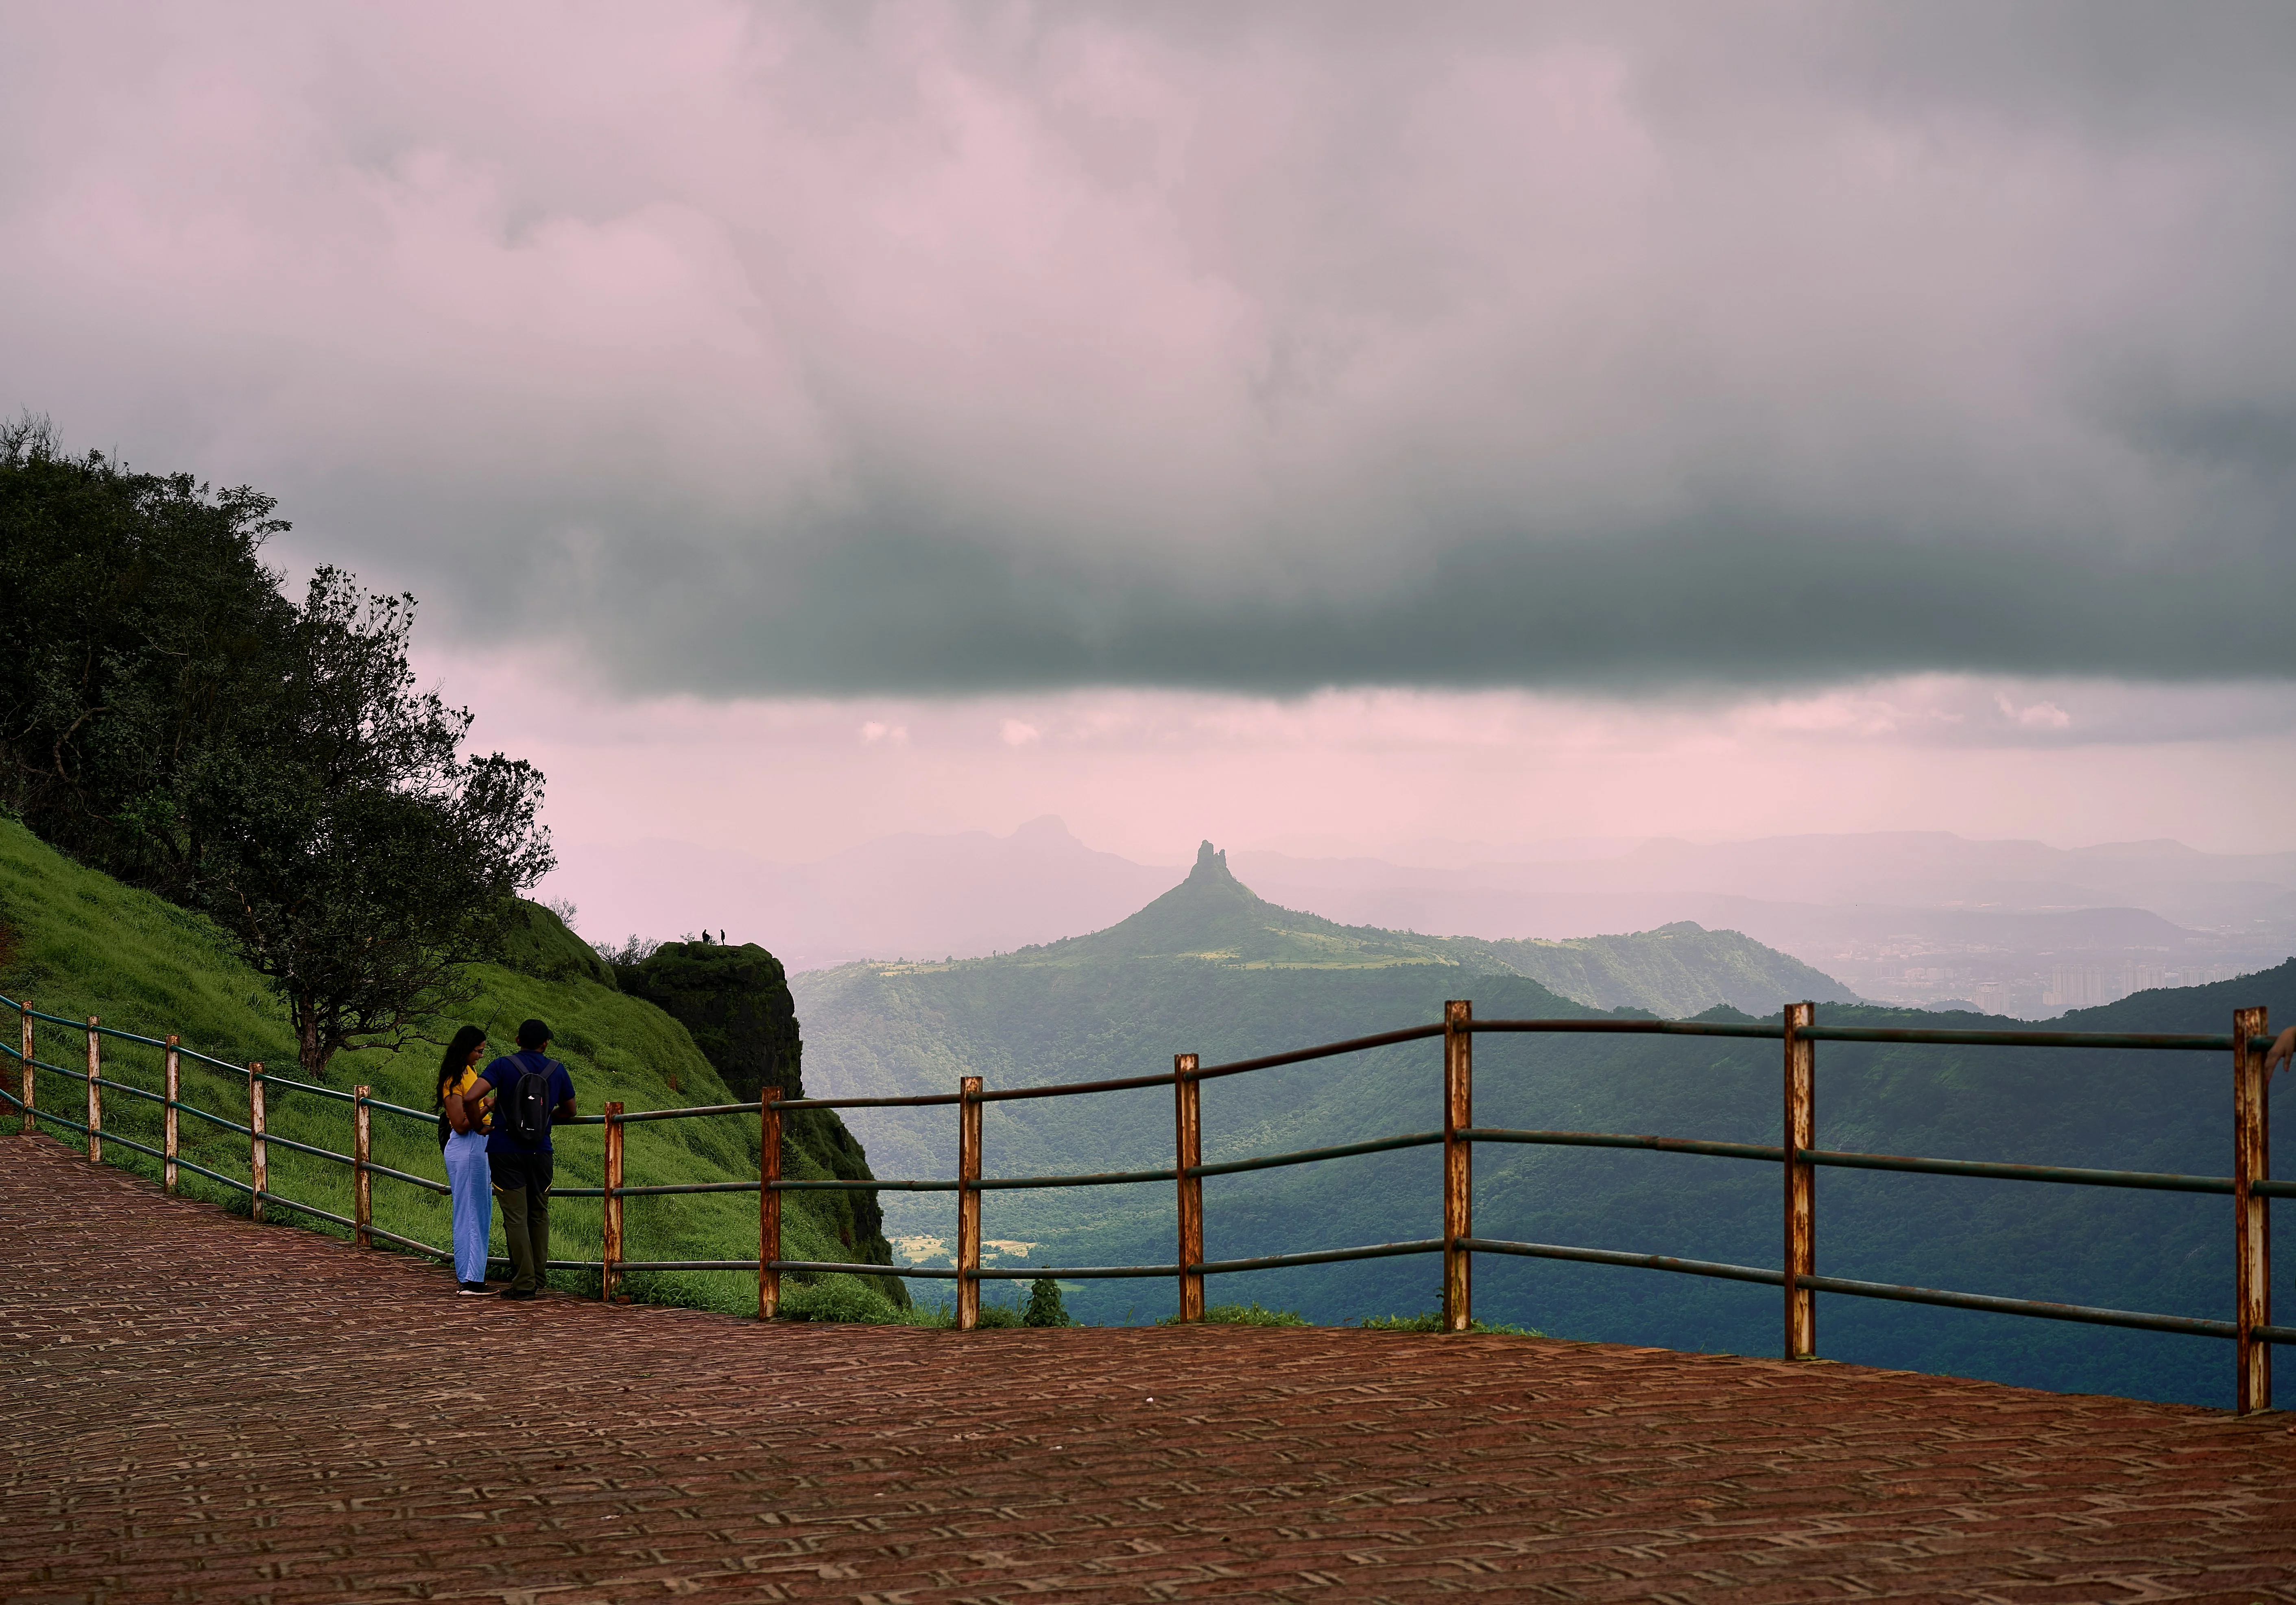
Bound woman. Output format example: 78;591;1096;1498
436;1025;495;1295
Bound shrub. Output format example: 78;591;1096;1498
1157;1301;1309;1328
777;1276;903;1324
1356;1310;1543;1336
1023;1277;1072;1327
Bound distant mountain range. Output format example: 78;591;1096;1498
550;820;2296;1017
790;846;2296;1408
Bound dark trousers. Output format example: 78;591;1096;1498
489;1151;555;1292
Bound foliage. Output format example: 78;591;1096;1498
1158;1301;1309;1328
1;424;555;1082
1356;1303;1543;1336
0;415;292;874
170;570;553;1080
1023;1276;1073;1326
0;814;905;1314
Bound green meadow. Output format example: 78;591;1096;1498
0;813;901;1319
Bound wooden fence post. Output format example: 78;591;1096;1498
1443;1000;1473;1332
1174;1054;1203;1323
602;1101;625;1302
351;1086;371;1247
759;1089;782;1320
1783;1001;1816;1360
164;1038;181;1196
85;1018;101;1164
956;1075;982;1332
17;1005;30;1136
2235;1005;2270;1415
248;1064;266;1223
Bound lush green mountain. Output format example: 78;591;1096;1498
796;846;2292;1406
0;814;899;1309
1447;921;1860;1016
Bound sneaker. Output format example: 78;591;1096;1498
456;1282;491;1296
498;1287;537;1300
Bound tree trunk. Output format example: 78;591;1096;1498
294;999;332;1083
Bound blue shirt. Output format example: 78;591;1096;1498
475;1051;576;1155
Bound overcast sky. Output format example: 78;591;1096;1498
9;3;2295;866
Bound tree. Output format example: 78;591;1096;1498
180;569;554;1079
0;414;294;874
1023;1277;1072;1327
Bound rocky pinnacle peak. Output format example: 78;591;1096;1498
1186;840;1234;886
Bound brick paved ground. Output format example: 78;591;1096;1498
4;1135;2294;1604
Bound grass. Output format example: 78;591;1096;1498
0;813;899;1316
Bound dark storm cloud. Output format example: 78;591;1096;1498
5;2;2295;693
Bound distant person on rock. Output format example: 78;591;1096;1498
461;1019;577;1301
436;1025;495;1295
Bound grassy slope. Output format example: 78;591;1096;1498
0;815;890;1315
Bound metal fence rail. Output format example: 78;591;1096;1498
3;987;2283;1414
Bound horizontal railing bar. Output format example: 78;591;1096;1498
971;1263;1183;1280
171;1154;253;1193
1191;1024;1447;1084
356;1094;436;1124
364;1223;450;1260
90;1075;168;1106
1190;1130;1443;1180
29;1058;82;1079
1193;1238;1444;1276
2255;1324;2296;1345
976;1164;1177;1191
1462;1127;1784;1163
770;1259;960;1278
88;1023;175;1049
555;1186;605;1197
976;1070;1178;1103
175;1044;252;1075
776;1093;965;1110
1461;1236;1786;1286
613;1101;761;1124
770;1178;960;1192
1798;1024;2241;1052
2254;1179;2296;1199
1801;1147;2233;1194
29;1108;90;1134
92;1129;168;1164
611;1180;762;1197
615;1259;758;1271
365;1160;452;1195
1794;1271;2237;1339
255;1071;356;1104
176;1101;251;1135
15;1004;101;1030
1474;1017;1785;1040
258;1132;355;1167
254;1192;357;1230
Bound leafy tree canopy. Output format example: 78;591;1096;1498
1;417;554;1079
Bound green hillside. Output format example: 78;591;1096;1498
795;848;2293;1406
1447;921;1861;1015
0;814;898;1313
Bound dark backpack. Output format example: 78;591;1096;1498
501;1058;557;1147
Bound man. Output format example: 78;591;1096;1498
452;1018;577;1300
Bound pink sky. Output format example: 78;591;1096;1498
8;4;2295;874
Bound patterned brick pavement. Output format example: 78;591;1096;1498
3;1134;2293;1604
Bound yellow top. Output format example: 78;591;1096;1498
444;1066;492;1133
